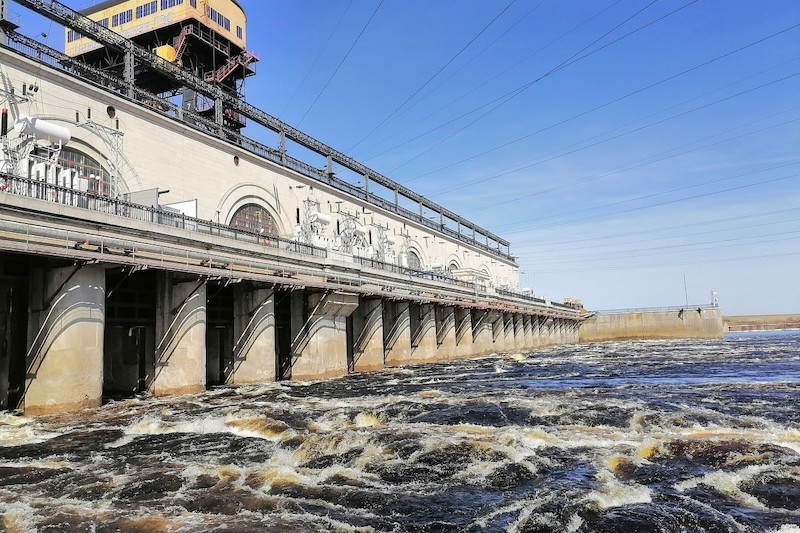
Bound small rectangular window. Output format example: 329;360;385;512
190;0;196;8
236;26;242;39
98;18;108;27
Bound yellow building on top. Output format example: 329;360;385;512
64;0;257;131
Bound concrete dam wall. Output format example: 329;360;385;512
578;306;724;343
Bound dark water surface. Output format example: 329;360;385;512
1;333;799;532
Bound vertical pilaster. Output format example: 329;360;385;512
435;305;457;361
153;273;206;396
454;307;473;358
384;300;411;366
352;297;384;372
231;285;276;384
25;264;106;415
291;291;358;380
410;302;437;363
471;309;495;355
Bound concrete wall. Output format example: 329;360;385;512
0;49;520;289
25;264;106;415
579;307;724;343
724;314;800;332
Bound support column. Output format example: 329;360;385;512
513;314;524;351
291;291;358;380
384;300;411;366
491;311;505;352
25;264;106;415
471;309;495;355
502;312;515;352
435;305;457;361
352;297;384;372
231;285;276;385
410;302;436;363
153;273;206;397
522;315;533;350
454;307;473;358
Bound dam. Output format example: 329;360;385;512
0;0;582;415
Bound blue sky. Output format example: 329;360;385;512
8;0;799;314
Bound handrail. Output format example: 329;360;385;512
1;31;515;262
5;0;514;258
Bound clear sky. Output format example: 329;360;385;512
8;0;800;314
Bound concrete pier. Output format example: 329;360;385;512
153;274;207;397
384;300;411;367
453;307;473;358
351;297;384;372
24;264;106;415
435;305;457;359
291;291;359;380
410;303;437;364
231;285;276;384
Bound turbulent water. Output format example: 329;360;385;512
1;333;799;532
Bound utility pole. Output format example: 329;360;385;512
683;273;689;306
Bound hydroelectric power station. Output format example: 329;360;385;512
0;0;583;415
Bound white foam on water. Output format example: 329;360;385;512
772;526;800;533
0;413;61;446
674;464;774;510
0;501;40;533
585;469;652;510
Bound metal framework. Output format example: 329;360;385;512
6;0;514;262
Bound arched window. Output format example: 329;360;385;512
58;147;111;195
447;261;459;274
407;250;422;271
230;203;277;236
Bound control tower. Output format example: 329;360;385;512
65;0;258;131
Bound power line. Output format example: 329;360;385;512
505;171;800;234
296;0;384;127
400;22;800;187
355;0;626;161
518;229;800;264
513;208;800;251
531;249;800;274
388;0;699;175
493;159;800;231
429;73;800;201
346;0;520;153
279;0;354;117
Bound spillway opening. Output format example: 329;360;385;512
103;268;157;398
0;254;30;411
274;288;293;380
206;281;235;387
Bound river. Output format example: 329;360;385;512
1;332;798;532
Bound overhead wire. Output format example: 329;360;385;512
428;73;800;201
354;0;626;160
513;207;800;251
492;158;800;231
504;171;800;234
279;0;354;117
345;0;521;153
388;0;700;175
296;0;384;127
400;23;800;188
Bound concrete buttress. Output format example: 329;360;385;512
352;297;384;372
231;285;276;384
291;291;358;380
384;300;411;366
153;273;207;396
24;263;106;415
409;302;437;364
453;307;473;358
435;305;457;360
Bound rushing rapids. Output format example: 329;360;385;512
1;333;799;532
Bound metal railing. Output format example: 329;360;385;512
0;172;327;258
594;304;719;315
1;1;514;260
1;32;514;261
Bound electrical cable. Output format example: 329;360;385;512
279;0;354;117
346;0;520;153
296;0;384;127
